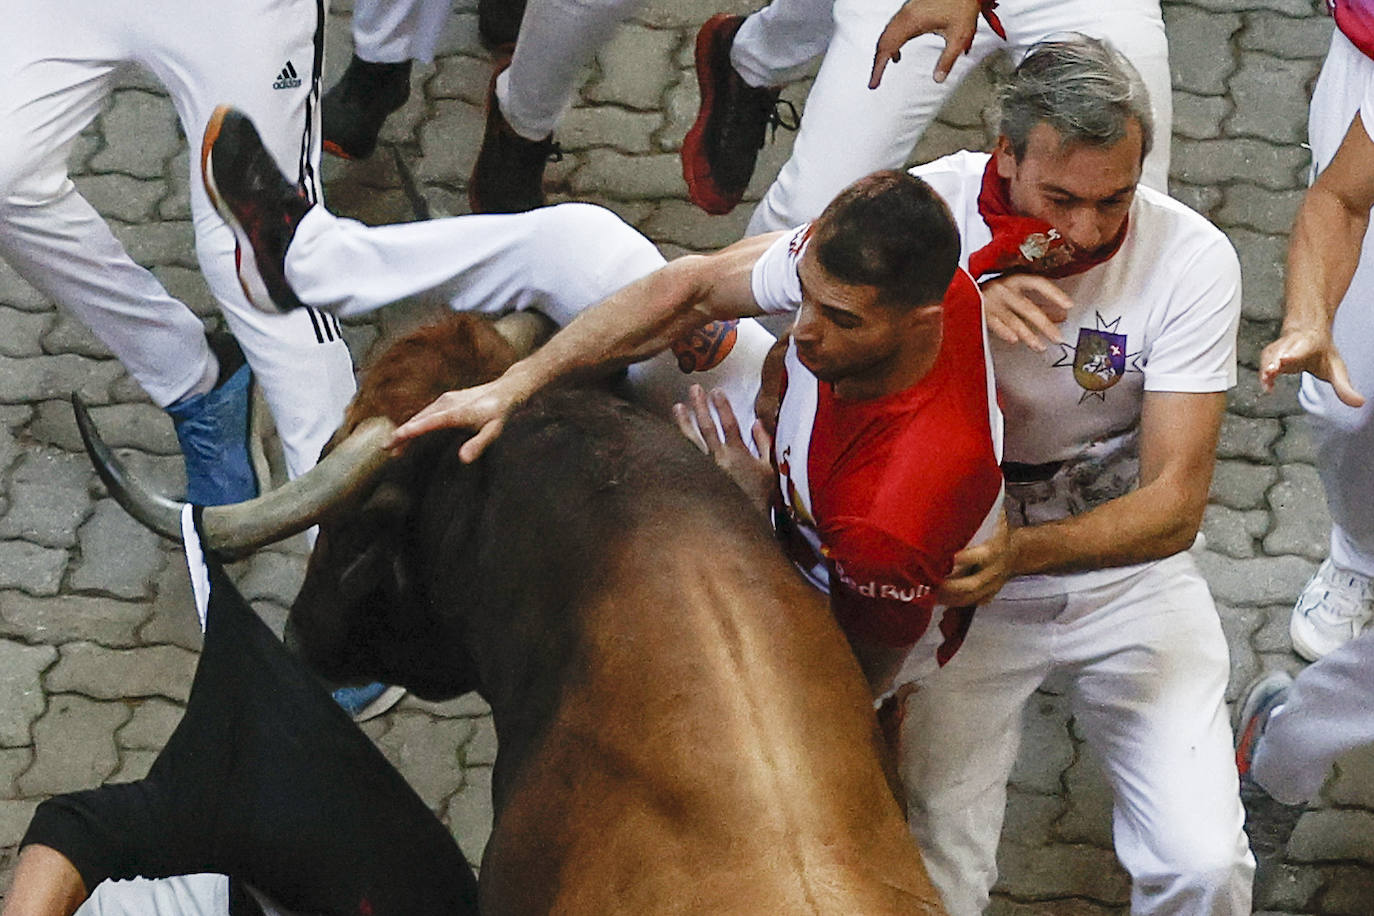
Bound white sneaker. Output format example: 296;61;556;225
1289;558;1374;661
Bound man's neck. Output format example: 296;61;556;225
832;327;943;401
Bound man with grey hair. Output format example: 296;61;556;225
892;36;1254;913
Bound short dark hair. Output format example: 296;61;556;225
810;170;959;310
997;35;1153;163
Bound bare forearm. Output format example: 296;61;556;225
501;255;718;397
1009;480;1205;577
2;846;88;916
1283;184;1369;333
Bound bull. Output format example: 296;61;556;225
78;312;945;914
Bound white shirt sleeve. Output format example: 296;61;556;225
1140;232;1242;393
1361;72;1374;143
749;224;809;315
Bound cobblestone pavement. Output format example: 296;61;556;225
1;0;1371;912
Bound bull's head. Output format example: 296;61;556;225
78;312;552;698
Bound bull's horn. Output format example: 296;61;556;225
493;310;555;355
75;394;396;555
78;313;550;554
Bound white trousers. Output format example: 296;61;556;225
284;201;775;426
1298;30;1374;576
1253;627;1374;805
351;0;450;64
0;0;355;478
742;0;1173;234
898;552;1253;915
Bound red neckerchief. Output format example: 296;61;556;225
968;155;1128;281
978;0;1007;41
1331;0;1374;60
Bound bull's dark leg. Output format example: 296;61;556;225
21;559;478;916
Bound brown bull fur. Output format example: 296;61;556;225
291;314;946;914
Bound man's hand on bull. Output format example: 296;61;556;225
936;513;1013;607
389;377;524;462
672;384;775;514
980;273;1072;352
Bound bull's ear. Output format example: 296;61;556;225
358;480;413;526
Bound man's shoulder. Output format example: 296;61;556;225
908;151;988;191
1127;185;1240;274
1132;185;1235;251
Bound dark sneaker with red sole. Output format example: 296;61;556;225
202;105;312;313
681;14;797;215
468;61;563;214
322;56;412;160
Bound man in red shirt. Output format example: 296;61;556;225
392;170;1006;691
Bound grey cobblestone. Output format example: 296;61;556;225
0;542;69;598
588;26;680;111
0;310;52;359
0;354;122;406
1172;91;1232;140
1211;459;1279;510
1197;551;1316;606
42;315;116;361
1227;52;1322;144
71;174;166;224
1172;138;1310;192
1202;504;1268;558
0;592;150;648
45;643;198;703
1263;463;1331;559
1239;11;1335;60
17;695;128;796
116;698;185;751
0;449;93;549
1288;809;1374;865
1165;6;1242;94
90;91;182;181
372;712;476;812
0;641;57;748
444;764;494;867
1219;184;1307;235
69;500;167;600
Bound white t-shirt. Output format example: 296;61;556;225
912;151;1242;597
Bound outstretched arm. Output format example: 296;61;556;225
2;846;88;916
391;231;784;461
1260;111;1374;407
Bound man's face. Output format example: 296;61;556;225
996;119;1144;255
791;248;907;386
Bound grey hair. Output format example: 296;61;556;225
996;35;1154;162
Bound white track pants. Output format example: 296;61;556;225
1298;30;1374;577
497;0;645;139
898;553;1253;915
0;0;355;477
351;0;450;64
1252;627;1374;805
742;0;1172;234
284;201;774;426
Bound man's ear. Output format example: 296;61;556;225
994;135;1018;180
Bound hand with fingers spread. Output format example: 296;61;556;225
980;273;1073;351
388;376;527;463
869;0;991;89
936;513;1013;607
672;384;775;513
1260;324;1365;408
